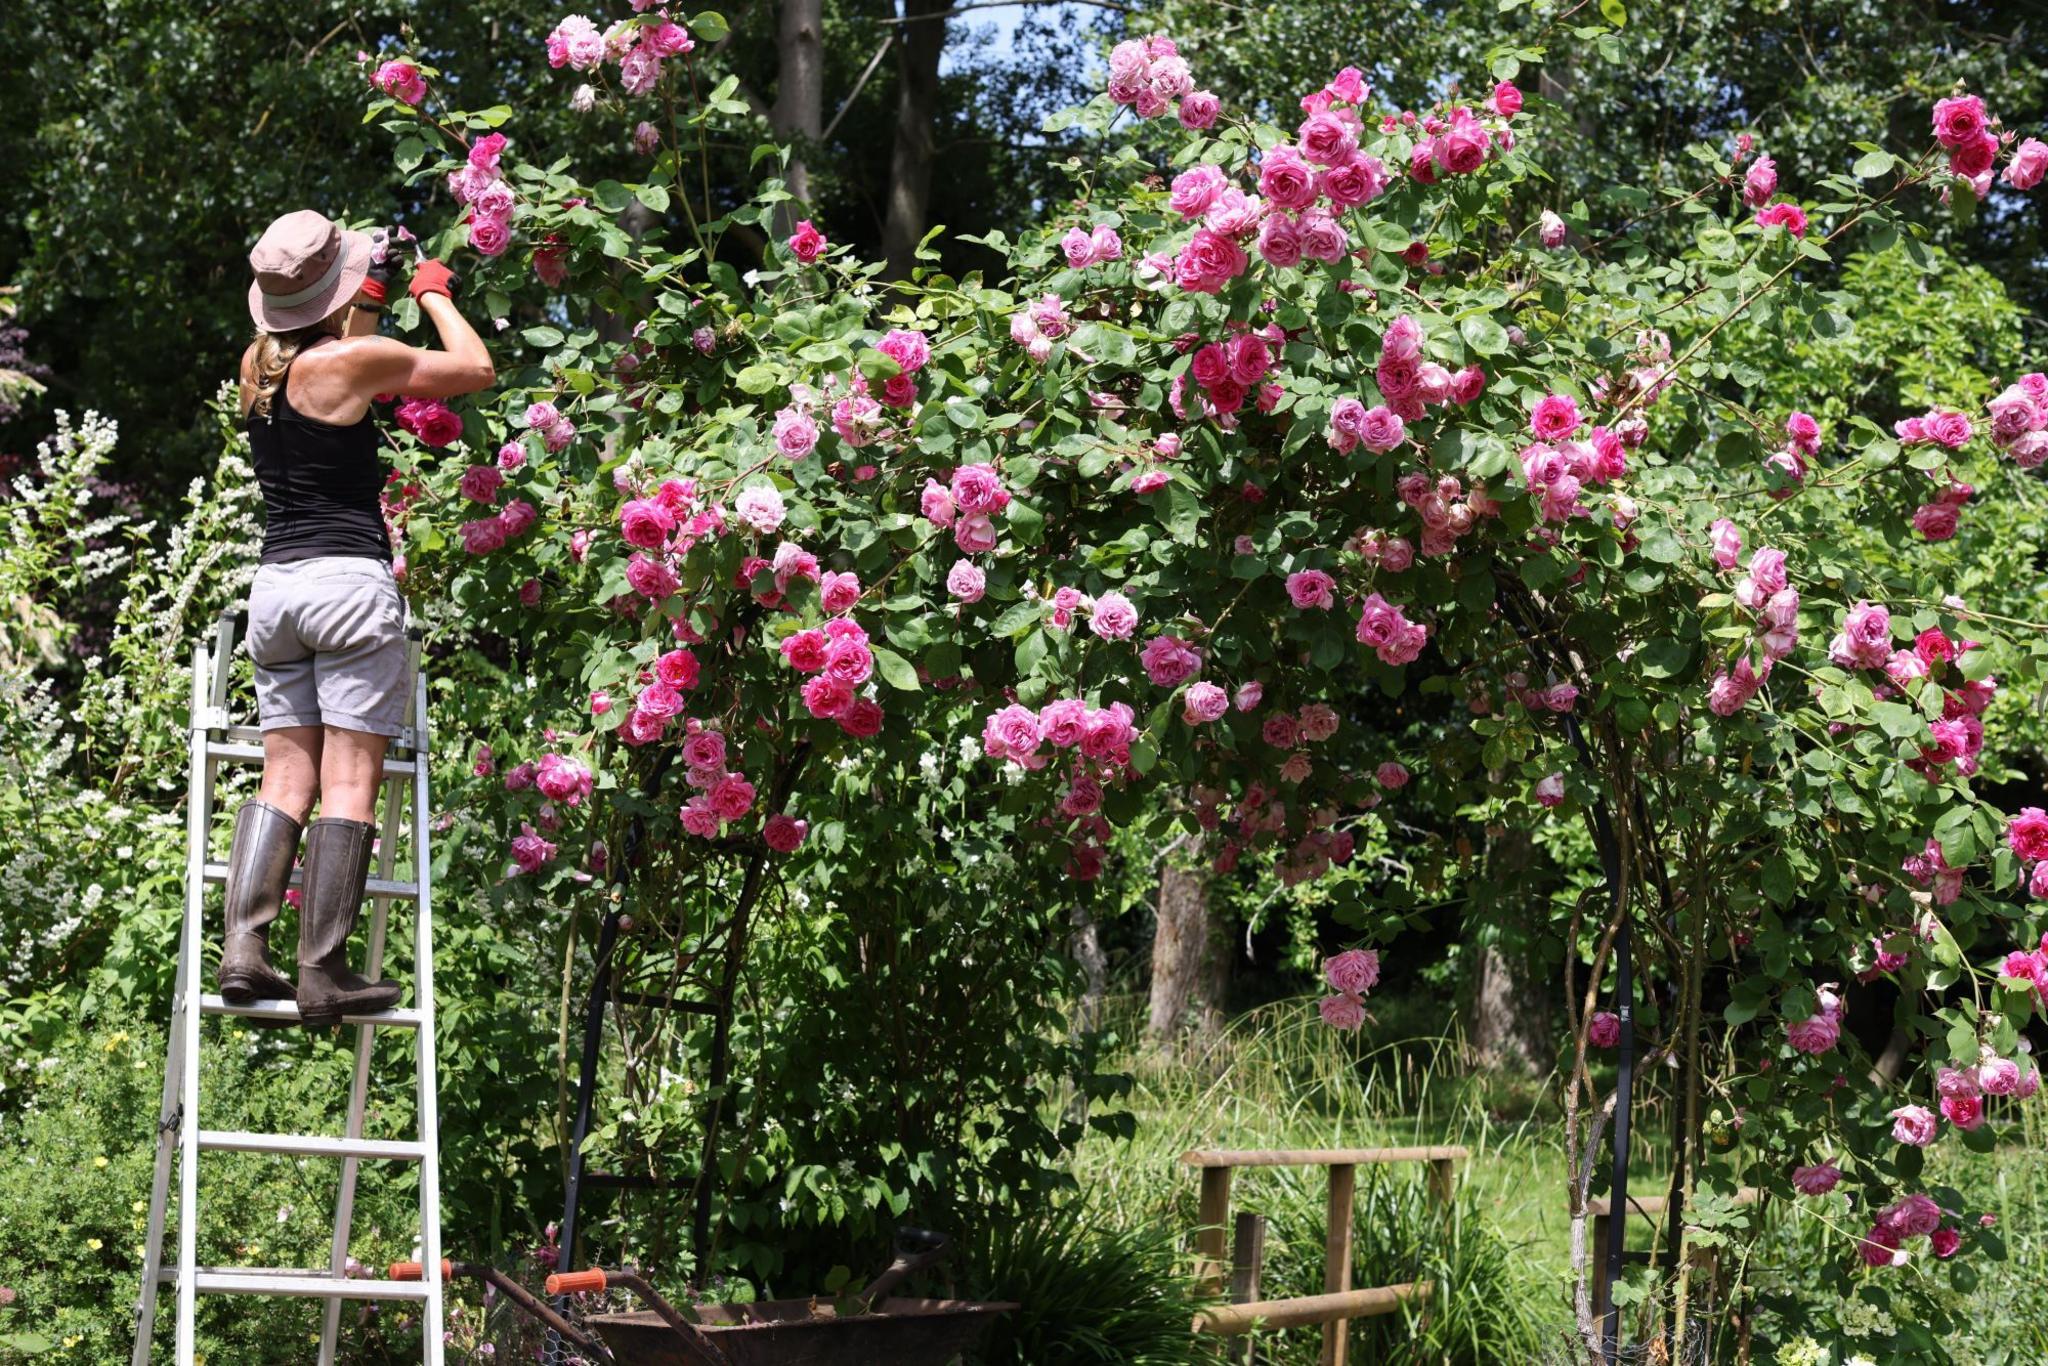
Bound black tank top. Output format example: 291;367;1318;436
246;336;392;564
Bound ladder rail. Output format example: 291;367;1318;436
176;637;215;1363
411;653;447;1366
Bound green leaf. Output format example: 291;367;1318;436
1852;150;1896;179
1870;701;1925;740
591;179;631;213
1638;527;1684;564
394;134;426;172
736;364;782;395
688;10;731;42
1636;638;1692;680
871;645;919;691
635;182;671;214
1459;314;1509;356
1599;0;1627;25
522;325;565;349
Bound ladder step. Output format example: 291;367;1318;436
204;738;418;778
201;861;419;900
164;1267;431;1301
199;995;423;1029
198;1130;425;1161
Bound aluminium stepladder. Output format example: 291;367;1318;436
132;610;445;1365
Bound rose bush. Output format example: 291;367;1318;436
357;14;2048;1357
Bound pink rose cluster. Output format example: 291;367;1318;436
1008;293;1070;366
1858;1192;1969;1270
1106;33;1214;127
1392;468;1496;559
1761;410;1822;493
1740;149;1808;236
1986;372;2048;469
393;396;463;450
673;725;762;838
921;463;1010;556
2008;808;2048;902
1316;947;1380;1031
1327;315;1483;459
1930;93;2041;199
1176;325;1285;424
1404;95;1515;186
2000;923;2048;999
778;617;886;736
1060;223;1124;270
871;328;932;409
546;12;693;94
1784;982;1843;1056
1519;406;1630;525
522;399;578;453
446;132;517;258
1895;407;1974;453
371;59;427;106
1354;592;1429;667
509;821;559;875
1823;606;1996;778
1501;671;1579;717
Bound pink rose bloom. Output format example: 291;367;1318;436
1375;761;1409;789
1742;154;1778;207
1538;210;1567;248
1756;202;1808;236
1978;1055;2021;1096
1141;634;1202;688
618;498;675;548
1174;228;1249;295
1791;1163;1840;1196
1287;569;1336;610
373;59;428;106
1324;948;1380;995
1588;1010;1620;1048
983;703;1043;762
734;484;786;534
1786;1012;1840;1056
945;560;986;604
1358;406;1406;453
2008;807;2048;864
535;754;594;807
1530;392;1581;440
1492;80;1523;116
1882;1193;1943;1239
762;813;808;853
1889;1103;1938;1147
1234;681;1263;712
1258;144;1319;210
510;822;558;875
1297;110;1358;166
1912;501;1960;541
1433;114;1489;175
1037;697;1088;748
1930;1227;1962;1259
1925;409;1974;449
1080;702;1137;764
787;218;827;262
1261;715;1299;748
1710;518;1742;570
1090;591;1139;640
1183;681;1229;724
1168;164;1228;219
877;328;932;374
1858;1223;1904;1268
772;406;819;460
1931;94;1988;148
1450;366;1487;404
459;517;508;555
1318;994;1365;1031
1179;90;1220;129
799;674;853;720
2005;137;2048;191
1299;704;1339;742
1940;1093;1984;1130
950;463;1009;515
1534;772;1566;808
458;464;504;504
1319;153;1388;209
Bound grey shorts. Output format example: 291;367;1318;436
247;557;409;738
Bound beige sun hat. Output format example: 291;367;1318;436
246;209;373;332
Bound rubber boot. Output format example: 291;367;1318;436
216;799;302;1006
295;817;402;1026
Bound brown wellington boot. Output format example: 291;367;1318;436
216;799;302;1007
294;817;402;1027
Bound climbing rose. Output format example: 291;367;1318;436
1940;1094;1984;1130
1538;210;1567;248
1317;994;1365;1030
762;813;808;852
534;754;594;807
373;60;428;106
945;560;986;604
1534;772;1566;808
1791;1163;1841;1196
1756;202;1808;236
1786;1011;1840;1055
1889;1104;1938;1147
1141;634;1202;688
1090;591;1139;640
510;823;559;875
734;484;787;533
1375;761;1408;789
1588;1011;1620;1048
1324;949;1380;995
2006;138;2048;191
1931;94;1988;148
1742;154;1777;207
772;406;819;459
1183;681;1229;724
786;219;827;262
1530;393;1581;440
1931;1227;1962;1259
1857;1224;1904;1268
1286;569;1336;610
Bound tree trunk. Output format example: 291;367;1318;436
1069;902;1107;1035
772;0;824;224
1147;857;1226;1046
1468;943;1546;1074
880;0;949;279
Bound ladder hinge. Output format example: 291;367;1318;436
159;1105;183;1138
194;705;232;732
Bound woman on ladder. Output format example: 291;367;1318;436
220;209;493;1026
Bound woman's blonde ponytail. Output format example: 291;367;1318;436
246;315;344;420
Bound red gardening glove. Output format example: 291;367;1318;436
408;258;459;302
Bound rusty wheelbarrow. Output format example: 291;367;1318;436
403;1228;1016;1366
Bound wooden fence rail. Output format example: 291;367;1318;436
1181;1145;1468;1366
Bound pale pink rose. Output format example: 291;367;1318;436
772;406;819;460
945;560;986;604
1709;518;1742;570
1786;1012;1840;1055
1375;761;1408;789
1178;90;1220;129
510;822;558;874
1168;163;1228;219
953;513;997;555
1358;405;1406;453
1889;1103;1939;1147
1090;591;1139;640
734;484;786;534
1324;948;1380;995
1183;681;1229;724
1297;703;1338;742
1141;634;1203;688
1234;681;1263;712
1318;993;1365;1030
2005;137;2048;191
1742;154;1778;207
1538;210;1567;248
1286;569;1336;610
1534;772;1566;808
